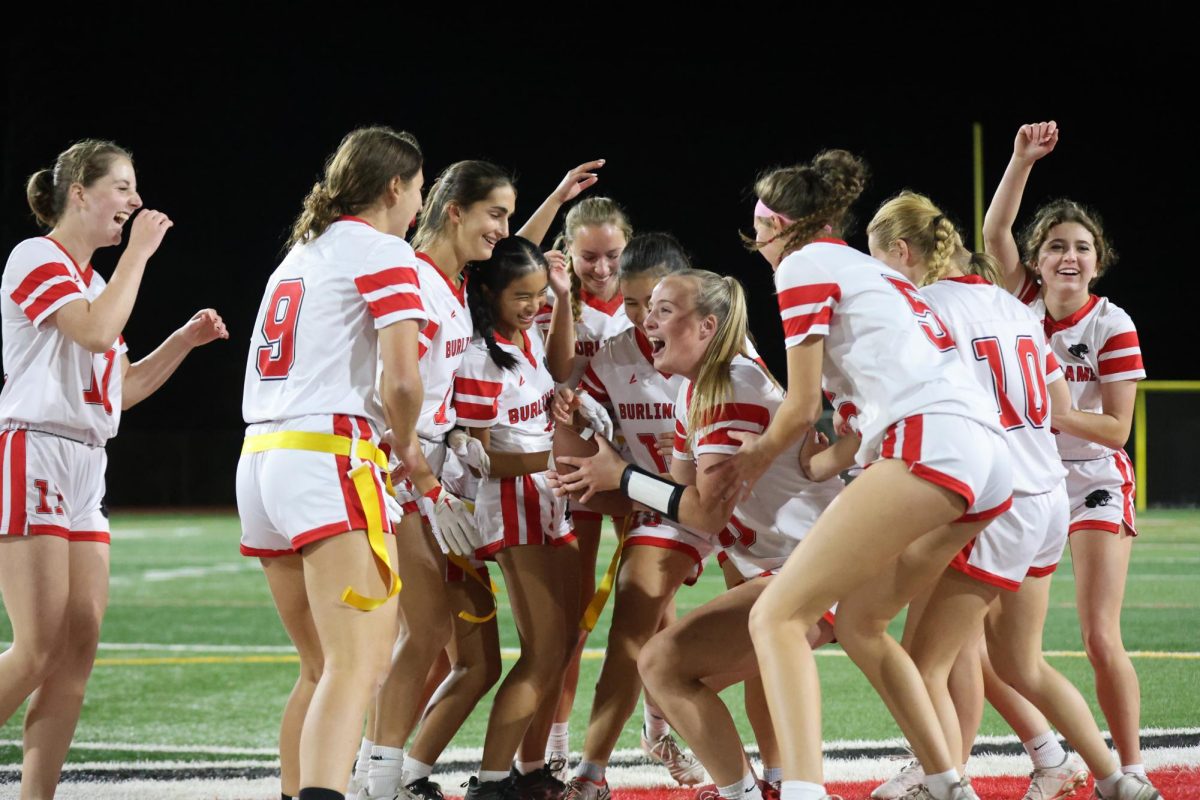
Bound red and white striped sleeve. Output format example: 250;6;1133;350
1097;316;1145;383
4;242;85;328
534;294;555;336
417;319;441;360
353;241;427;329
1015;271;1041;306
580;363;611;406
693;401;772;457
775;254;840;348
672;382;693;462
453;352;505;427
1044;346;1063;383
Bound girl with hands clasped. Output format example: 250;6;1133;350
453;237;581;800
1;140;227;800
552;269;843;800
981;123;1157;800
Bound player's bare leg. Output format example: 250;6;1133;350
372;515;455;750
18;540;108;800
980;643;1052;742
300;531;400;792
261;553;323;800
578;545;694;768
482;543;580;773
1070;526;1144;768
946;633;984;766
408;577;502;768
748;461;977;786
0;538;70;726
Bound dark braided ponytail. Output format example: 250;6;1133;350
467;236;549;372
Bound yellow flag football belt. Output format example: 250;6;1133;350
580;514;633;632
241;431;400;611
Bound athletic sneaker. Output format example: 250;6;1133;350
897;777;978;799
693;786;720;800
872;759;925;799
511;760;568;800
641;727;707;786
1093;773;1161;799
463;776;518;800
1021;753;1089;799
547;751;571;783
759;779;781;800
561;776;611;800
405;777;446;800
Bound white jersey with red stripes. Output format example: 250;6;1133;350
412;252;473;440
242;217;426;427
453;328;556;453
536;288;632;389
1030;295;1145;461
581;326;684;474
774;239;999;465
920;275;1067;495
1;237;128;445
672;355;843;562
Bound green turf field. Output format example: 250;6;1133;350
1;509;1197;767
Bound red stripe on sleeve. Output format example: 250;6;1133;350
777;283;841;311
354;267;420;296
455;377;504;398
23;280;83;323
1098;355;1145;376
417;341;429;359
705;402;772;429
782;308;833;339
10;262;73;305
580;365;610;403
367;292;424;320
1046;352;1060;373
1099;331;1141;354
699;428;752;448
452;401;498;421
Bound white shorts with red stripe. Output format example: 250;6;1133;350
879;413;1013;522
1065;450;1137;536
624;511;712;586
473;471;573;559
0;429;110;543
950;481;1069;590
236;414;399;557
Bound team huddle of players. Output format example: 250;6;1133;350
0;121;1159;800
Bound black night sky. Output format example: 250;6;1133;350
3;14;1195;505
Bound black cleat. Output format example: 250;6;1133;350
509;760;568;800
406;777;446;800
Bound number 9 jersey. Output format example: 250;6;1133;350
242;217;427;426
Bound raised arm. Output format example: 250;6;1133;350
982;121;1058;295
53;211;173;353
516;159;604;246
541;250;577;383
122;309;228;409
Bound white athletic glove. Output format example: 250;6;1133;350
448;429;491;478
426;486;480;558
576;391;614;441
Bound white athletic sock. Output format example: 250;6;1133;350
402;755;433;784
779;780;826;800
643;700;671;740
742;772;763;800
718;777;746;799
763;767;783;784
925;768;961;800
368;745;405;796
479;770;509;784
1096;771;1124;797
547;721;571;755
1023;731;1067;770
1121;763;1147;777
516;759;545;775
576;761;605;782
355;738;374;776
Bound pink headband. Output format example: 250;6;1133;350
754;198;794;225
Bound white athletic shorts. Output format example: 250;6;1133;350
236;413;400;557
624;511;712;586
473;471;573;560
878;413;1013;522
0;429;109;543
1065;451;1137;536
950;481;1070;590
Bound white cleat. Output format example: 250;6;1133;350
641;728;707;786
1022;753;1089;799
1094;773;1161;799
871;759;925;799
562;776;611;800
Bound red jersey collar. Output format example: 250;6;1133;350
492;328;538;368
634;327;672;377
1043;294;1099;337
43;236;93;287
416;251;467;306
337;215;374;228
581;288;624;316
943;275;991;286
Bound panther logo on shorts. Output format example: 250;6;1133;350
1084;489;1112;508
1067;343;1090;359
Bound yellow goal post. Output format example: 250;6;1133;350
1133;380;1200;511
